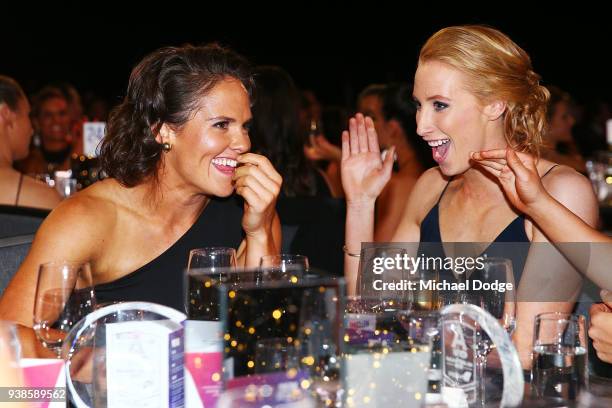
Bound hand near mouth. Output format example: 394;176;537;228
232;153;282;237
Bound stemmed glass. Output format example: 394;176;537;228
33;261;96;357
188;247;237;270
470;257;516;405
259;254;309;272
186;247;237;319
356;246;410;312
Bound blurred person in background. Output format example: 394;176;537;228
299;89;322;135
55;82;86;155
250;66;344;273
305;83;436;240
15;86;78;175
0;76;60;209
574;99;611;157
303;105;348;198
541;85;585;172
357;83;436;241
250;66;331;197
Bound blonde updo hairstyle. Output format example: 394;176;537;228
419;25;549;155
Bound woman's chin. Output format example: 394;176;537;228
439;161;471;177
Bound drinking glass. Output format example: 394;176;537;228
297;287;341;405
33;261;96;357
259;254;309;272
532;312;588;401
0;321;23;387
186;248;236;319
356;246;410;312
400;310;442;395
188;247;237;270
55;178;77;198
470;257;516;404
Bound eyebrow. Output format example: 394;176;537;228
207;116;253;126
412;94;450;102
427;94;450;101
207;116;236;122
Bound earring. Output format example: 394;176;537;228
162;142;172;152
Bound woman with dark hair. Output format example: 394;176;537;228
249;66;344;273
0;44;281;355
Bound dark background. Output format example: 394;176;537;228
2;4;610;109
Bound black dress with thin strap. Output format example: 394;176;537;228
419;165;559;283
94;196;244;312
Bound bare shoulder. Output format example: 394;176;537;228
413;166;448;191
540;163;592;192
32;181;120;256
539;162;598;226
0;181;120;325
20;176;62;209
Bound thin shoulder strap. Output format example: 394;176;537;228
437;177;453;204
541;164;560;179
15;173;24;206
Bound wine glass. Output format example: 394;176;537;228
259;254;309;272
186;248;237;319
473;257;516;340
55;178;77;198
33;261;96;357
469;257;516;405
187;247;237;270
356;246;410;312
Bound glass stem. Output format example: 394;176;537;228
477;349;487;407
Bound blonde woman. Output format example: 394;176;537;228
342;25;599;367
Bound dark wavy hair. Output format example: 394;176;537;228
359;83;436;169
250;66;318;197
0;75;25;111
100;44;253;187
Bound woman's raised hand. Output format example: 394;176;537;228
341;114;394;206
